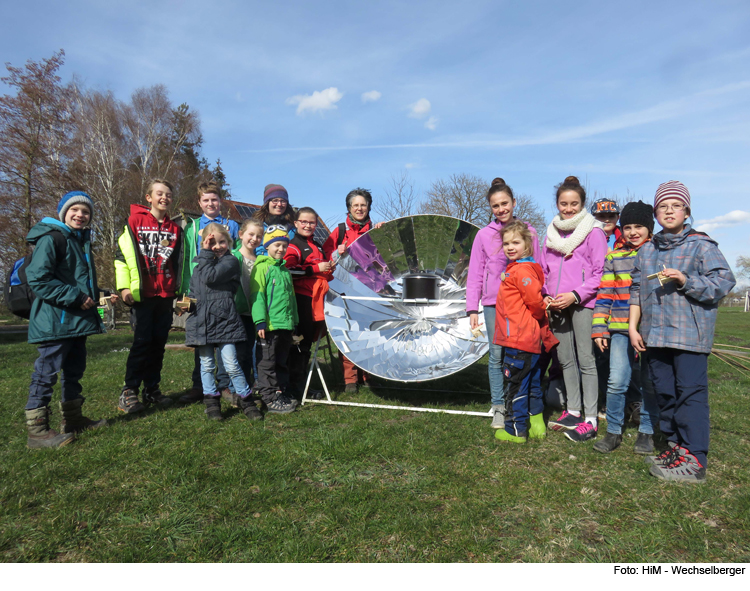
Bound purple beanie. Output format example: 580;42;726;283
264;184;289;204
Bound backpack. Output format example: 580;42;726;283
337;223;346;247
4;230;67;319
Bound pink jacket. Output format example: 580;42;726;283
542;227;608;309
466;218;541;314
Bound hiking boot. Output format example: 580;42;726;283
239;396;264;421
564;421;597;442
593;432;622;453
495;429;527;443
528;413;546;439
266;393;297;415
203;396;223;421
118;389;145;414
490;405;505;429
633;432;654;455
25;407;76;449
644;442;682;466
649;451;706;483
548;410;583;431
626;401;642;425
59;397;107;434
344;383;357;394
220;388;240;408
179;387;203;404
143;388;174;408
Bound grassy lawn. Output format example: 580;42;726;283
0;309;749;562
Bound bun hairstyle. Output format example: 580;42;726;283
487;177;515;202
555;175;586;206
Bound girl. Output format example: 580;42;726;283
284;207;335;400
253;184;295;256
185;223;259;422
465;178;542;429
494;221;557;443
544;175;608;442
591;201;660;454
629;181;735;483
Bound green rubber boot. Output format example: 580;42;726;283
495;429;527;443
528;413;547;439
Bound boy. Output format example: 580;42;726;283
178;181;240;405
591;201;660;454
250;227;298;414
24;191;112;448
629;181;735;483
115;179;182;413
591;198;622;251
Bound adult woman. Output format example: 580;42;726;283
253;184;295;256
323;188;383;393
466;178;542;429
543;176;608;442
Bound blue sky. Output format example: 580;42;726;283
3;0;750;279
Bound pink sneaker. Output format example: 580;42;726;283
564;421;597;442
547;410;583;431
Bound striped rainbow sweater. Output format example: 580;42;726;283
591;242;647;339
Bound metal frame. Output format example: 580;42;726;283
301;335;492;418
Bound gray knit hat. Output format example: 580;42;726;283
57;191;94;222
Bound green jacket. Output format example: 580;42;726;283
180;214;240;296
25;218;104;344
249;255;298;331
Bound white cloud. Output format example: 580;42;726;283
695;210;750;233
404;162;416;169
424;116;438;130
361;90;381;103
286;87;343;115
408;98;431;119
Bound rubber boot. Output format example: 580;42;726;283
25;407;75;449
239;395;264;421
60;397;107;434
203;396;223;421
528;413;547;439
495;429;527;443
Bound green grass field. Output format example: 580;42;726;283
1;309;749;562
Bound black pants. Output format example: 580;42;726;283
256;329;292;402
124;296;174;391
288;294;325;397
236;315;257;390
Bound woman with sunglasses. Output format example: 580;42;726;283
253;184;296;255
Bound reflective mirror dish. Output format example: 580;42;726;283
324;214;489;382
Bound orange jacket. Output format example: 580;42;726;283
494;258;558;354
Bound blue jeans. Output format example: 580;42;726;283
198;343;251;399
503;347;542;436
604;333;659;435
482;305;505;407
27;337;87;410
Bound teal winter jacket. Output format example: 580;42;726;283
25;218;104;344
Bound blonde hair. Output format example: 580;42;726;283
500;220;533;258
146;178;174;195
239;218;263;234
203;222;232;246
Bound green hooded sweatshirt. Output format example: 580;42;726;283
249;255;298;331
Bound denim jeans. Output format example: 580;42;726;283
27;337;87;410
604;333;659;435
192;347;230;391
482;305;505;407
198;343;251;398
503;347;542;436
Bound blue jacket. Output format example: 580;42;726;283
630;224;735;353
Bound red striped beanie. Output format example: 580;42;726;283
264;184;288;204
654;181;691;210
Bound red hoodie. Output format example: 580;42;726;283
284;234;333;298
494;258;558;354
127;204;181;298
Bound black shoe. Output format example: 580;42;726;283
344;383;357;394
143;388;174;408
179;387;203;404
266;393;297;414
633;432;654;455
118;389;145;414
239;396;264;421
203;396;223;421
593;432;622;453
307;389;326;400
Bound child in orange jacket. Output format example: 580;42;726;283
494;221;558;443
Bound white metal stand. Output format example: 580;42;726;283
301;335;493;418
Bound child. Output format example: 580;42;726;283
115;179;182;413
493;221;557;443
230;219;264;411
185;224;259;421
629;181;735;483
591;198;622;252
591;201;660;454
544;176;608;442
24;191;113;448
284;207;335;400
179;180;240;405
250;226;299;413
253;184;296;256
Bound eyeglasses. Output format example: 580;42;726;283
269;198;287;206
656;203;686;213
297;220;317;227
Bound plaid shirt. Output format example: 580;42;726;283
629;224;735;353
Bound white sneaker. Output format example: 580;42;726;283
491;405;505;429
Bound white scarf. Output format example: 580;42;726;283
545;210;602;256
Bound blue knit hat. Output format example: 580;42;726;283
58;191;94;222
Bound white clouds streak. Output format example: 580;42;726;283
424;116;438;130
408;98;431;118
361;90;382;103
286;87;343;115
695;210;750;233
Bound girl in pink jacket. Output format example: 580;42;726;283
466;178;541;430
543;176;608;442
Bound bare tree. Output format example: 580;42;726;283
374;170;420;221
512;193;548;237
736;256;750;282
421;173;488;226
